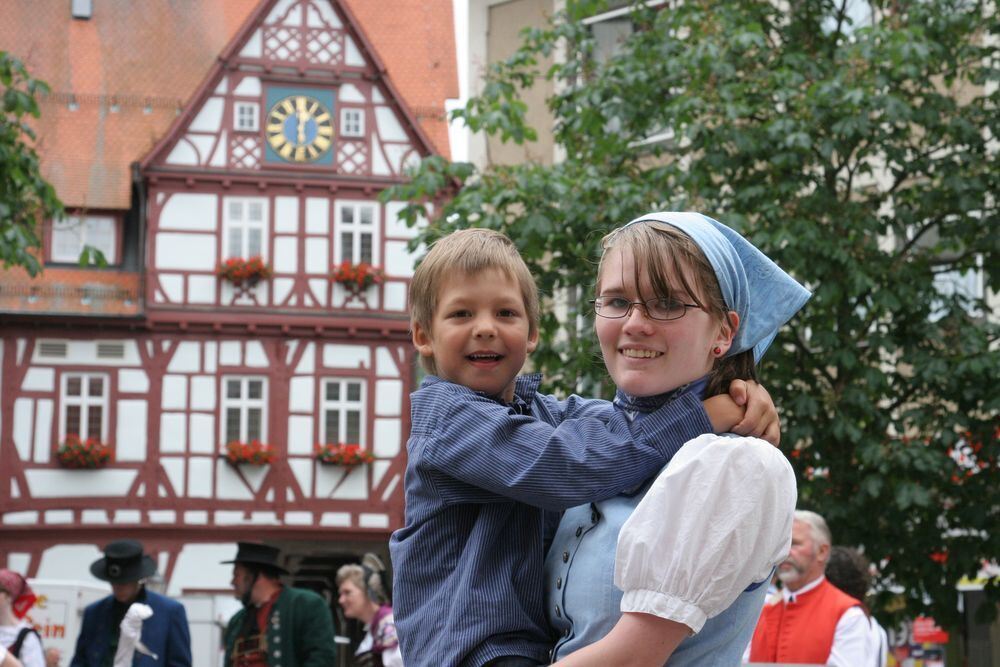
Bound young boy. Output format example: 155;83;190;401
389;228;770;667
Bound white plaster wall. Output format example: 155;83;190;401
189;414;215;454
375;107;408;142
371;137;390;175
289;377;314;412
287;416;313;455
185;277;213;307
376;380;403;416
158;274;184;302
245;342;268;367
190;376;216;411
25;470;137;497
116;400;148;461
162;457;185;496
159;194;218;231
169;342;202;373
189;98;224;133
168;544;238;597
219;341;241;367
323;344;370;369
160;413;187;453
233;76;261;97
296;343;315;374
156;234;217;270
36;545;107;583
383;282;407;311
345;37;364;66
359;514;390;529
375;348;401;377
166;141;198;166
373;418;401;458
216;465;258;500
306;197;329;234
119;369;150;393
33;400;52;463
273;278;294;305
240;30;263;58
384;240;416;277
317;466;367;499
189;458;214;498
22;367;54;391
305;237;329;274
275;196;298;234
289;459;313;498
13;398;33;461
162;375;188;410
274;237;298;273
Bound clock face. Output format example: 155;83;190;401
265;94;334;163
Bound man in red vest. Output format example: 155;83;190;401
747;510;869;665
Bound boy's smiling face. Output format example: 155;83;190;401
413;267;537;402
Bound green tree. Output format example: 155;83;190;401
0;51;63;276
387;0;999;627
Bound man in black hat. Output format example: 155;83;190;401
70;540;191;667
222;542;336;667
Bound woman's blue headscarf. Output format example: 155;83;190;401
623;212;811;362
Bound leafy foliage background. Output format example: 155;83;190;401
386;0;999;628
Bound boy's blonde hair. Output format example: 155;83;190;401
410;228;540;374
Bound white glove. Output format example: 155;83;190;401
113;603;158;666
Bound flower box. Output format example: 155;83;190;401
332;261;383;290
314;443;375;469
223;440;276;466
57;435;112;469
216;256;272;287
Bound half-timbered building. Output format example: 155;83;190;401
0;0;457;658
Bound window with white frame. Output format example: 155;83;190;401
234;102;260;132
321;379;366;445
61;373;109;440
340;108;364;137
337;202;376;264
222;377;267;443
223;197;268;259
51;215;118;264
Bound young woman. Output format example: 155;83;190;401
547;212;811;666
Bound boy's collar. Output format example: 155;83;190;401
420;373;542;404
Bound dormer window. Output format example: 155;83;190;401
50;215;118;265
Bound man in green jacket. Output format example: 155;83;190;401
223;542;337;667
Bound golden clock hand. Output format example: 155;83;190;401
297;112;307;145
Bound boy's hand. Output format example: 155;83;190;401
702;394;745;435
728;379;781;446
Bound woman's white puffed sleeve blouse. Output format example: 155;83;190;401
614;433;797;633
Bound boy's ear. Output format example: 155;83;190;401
714;311;739;356
412;322;434;359
526;327;539;354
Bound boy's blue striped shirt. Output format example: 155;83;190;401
389;374;712;667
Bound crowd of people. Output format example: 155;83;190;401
4;213;894;667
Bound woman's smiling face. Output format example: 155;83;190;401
595;247;734;398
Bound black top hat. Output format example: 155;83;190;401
221;542;289;575
90;540;157;584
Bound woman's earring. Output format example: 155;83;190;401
713;346;722;356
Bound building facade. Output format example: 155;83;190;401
0;0;457;658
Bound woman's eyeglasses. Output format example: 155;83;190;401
591;296;700;321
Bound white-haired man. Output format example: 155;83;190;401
747;510;868;666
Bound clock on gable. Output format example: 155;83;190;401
265;92;335;164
